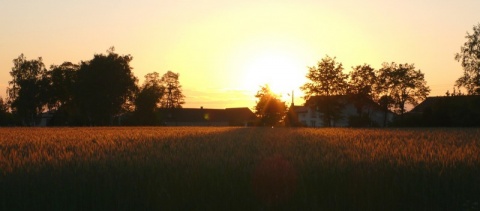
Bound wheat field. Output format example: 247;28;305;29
0;127;479;210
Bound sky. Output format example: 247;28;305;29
1;0;479;109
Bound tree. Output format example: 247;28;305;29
134;72;165;125
75;47;138;125
0;97;11;126
254;84;287;126
159;71;185;109
301;55;348;99
348;64;377;98
377;62;430;116
43;62;79;125
7;54;49;125
44;62;78;110
455;23;480;95
300;55;348;127
347;64;378;118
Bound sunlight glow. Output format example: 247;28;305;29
240;49;306;103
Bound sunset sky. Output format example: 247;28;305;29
1;0;479;109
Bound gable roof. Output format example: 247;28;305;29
159;107;257;124
304;95;387;111
292;106;308;113
410;95;480;114
225;107;257;122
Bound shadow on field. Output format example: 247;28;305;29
1;127;479;210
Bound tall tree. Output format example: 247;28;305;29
301;55;348;99
44;62;78;110
7;54;49;125
300;55;348;127
348;64;377;98
43;62;79;125
455;23;480;95
254;84;287;126
75;47;138;125
159;71;185;109
347;64;378;117
377;62;430;116
134;72;165;125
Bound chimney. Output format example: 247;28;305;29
291;90;294;107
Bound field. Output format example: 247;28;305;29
0;127;479;210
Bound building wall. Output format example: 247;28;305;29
297;104;394;127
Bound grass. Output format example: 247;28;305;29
0;127;479;210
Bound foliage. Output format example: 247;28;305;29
75;47;138;125
42;62;80;126
347;64;378;122
0;127;479;210
300;56;348;127
134;72;165;125
44;62;78;110
254;85;287;126
306;95;346;127
348;64;377;98
300;55;348;100
6;54;49;125
0;97;13;126
284;106;304;127
159;71;185;109
377;62;430;116
455;23;480;95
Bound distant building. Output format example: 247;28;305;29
35;111;55;127
290;95;394;127
408;95;480;127
160;107;257;126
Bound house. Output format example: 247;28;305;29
34;110;55;127
290;95;394;127
408;95;480;127
160;107;257;126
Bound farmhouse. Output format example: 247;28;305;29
408;95;480;127
290;95;394;127
160;107;257;126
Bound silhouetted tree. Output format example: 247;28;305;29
0;97;11;126
75;47;138;125
43;62;79;125
254;85;287;126
134;72;164;125
7;54;49;126
455;23;480;95
301;55;348;98
300;55;348;127
44;62;78;110
378;95;395;127
347;64;378;118
159;71;185;109
377;62;430;116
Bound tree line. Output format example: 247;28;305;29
0;47;184;126
254;23;480;127
254;56;430;127
2;23;480;127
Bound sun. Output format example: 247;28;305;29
240;50;306;103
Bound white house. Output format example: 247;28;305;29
292;95;394;127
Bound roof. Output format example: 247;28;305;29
159;107;257;124
292;105;308;113
410;95;480;113
304;94;387;112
